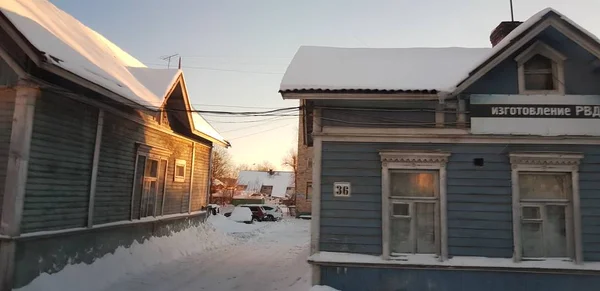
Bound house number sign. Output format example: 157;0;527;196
333;182;351;197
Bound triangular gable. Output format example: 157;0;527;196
161;73;229;147
451;8;600;98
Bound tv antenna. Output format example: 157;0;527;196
510;0;515;21
160;53;179;69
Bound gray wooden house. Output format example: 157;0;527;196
281;7;600;291
0;1;228;290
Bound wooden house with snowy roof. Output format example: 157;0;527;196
0;0;228;289
282;7;600;291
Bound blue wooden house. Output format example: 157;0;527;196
0;1;228;290
281;8;600;291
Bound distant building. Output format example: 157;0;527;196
281;7;600;291
236;170;294;198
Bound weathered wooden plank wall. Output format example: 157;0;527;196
21;92;97;233
0;88;15;220
191;145;210;212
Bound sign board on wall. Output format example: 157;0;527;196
470;94;600;136
333;182;351;197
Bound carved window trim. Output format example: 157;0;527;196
515;41;566;95
509;152;583;264
380;150;450;261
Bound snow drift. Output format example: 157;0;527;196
17;217;236;291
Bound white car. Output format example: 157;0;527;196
228;206;253;224
245;204;283;221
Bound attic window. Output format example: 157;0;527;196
515;41;566;94
524;55;554;90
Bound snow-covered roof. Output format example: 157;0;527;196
280;46;491;93
0;0;171;108
0;0;228;146
237;171;294;198
127;67;181;101
191;111;228;146
456;8;600;89
280;8;600;95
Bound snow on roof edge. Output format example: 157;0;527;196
279;46;491;93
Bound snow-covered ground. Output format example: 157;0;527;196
18;214;313;291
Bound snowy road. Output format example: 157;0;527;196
102;217;311;291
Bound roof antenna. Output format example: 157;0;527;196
510;0;515;21
178;57;182;69
160;53;179;69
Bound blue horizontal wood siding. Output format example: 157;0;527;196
0;89;15;219
321;142;600;260
320;265;600;291
314;99;438;128
22;92;97;233
465;26;600;95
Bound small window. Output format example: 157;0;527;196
174;159;186;182
523;54;554;91
306;182;313;200
515;41;565;94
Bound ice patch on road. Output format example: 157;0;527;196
16;220;235;291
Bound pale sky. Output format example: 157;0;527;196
50;0;600;170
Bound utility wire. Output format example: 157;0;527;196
228;123;294;141
220;118;296;133
191;104;284;110
205;116;297;124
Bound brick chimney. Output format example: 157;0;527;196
490;21;523;47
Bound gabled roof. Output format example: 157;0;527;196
0;0;228;146
280;46;490;94
280;8;600;98
452;8;600;97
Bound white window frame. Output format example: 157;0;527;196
515;41;566;95
131;143;171;220
380;151;450;261
509;152;583;264
174;159;186;182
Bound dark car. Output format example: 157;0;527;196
240;205;267;222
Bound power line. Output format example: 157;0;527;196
228;123;294;141
206;116;297;124
220;117;296;133
191;104;284;110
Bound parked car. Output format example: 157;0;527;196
245;204;283;221
239;205;268;222
228;206;253;224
